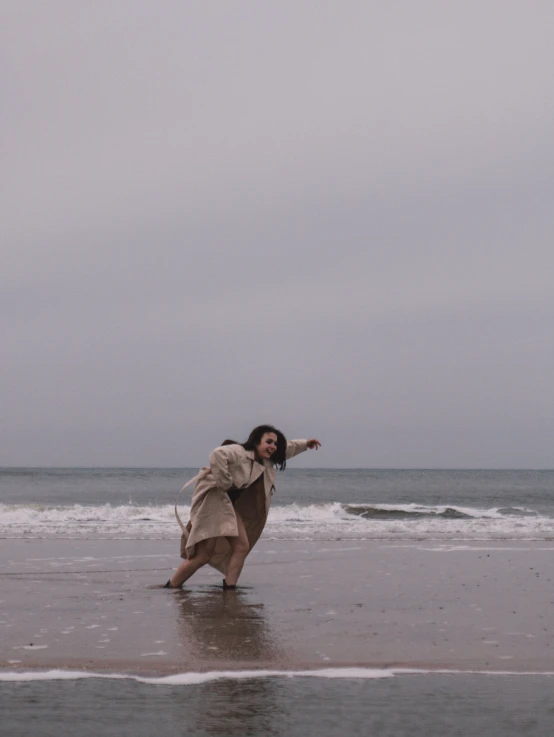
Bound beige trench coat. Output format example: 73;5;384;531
177;439;309;574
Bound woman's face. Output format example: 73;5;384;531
255;432;278;461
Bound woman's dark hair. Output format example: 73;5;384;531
221;425;287;470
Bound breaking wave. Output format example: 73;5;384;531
1;501;553;541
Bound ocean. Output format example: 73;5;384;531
1;467;554;542
2;467;554;736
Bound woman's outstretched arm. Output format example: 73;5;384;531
285;438;322;460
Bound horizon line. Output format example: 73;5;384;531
1;465;553;472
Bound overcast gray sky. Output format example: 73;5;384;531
2;1;553;467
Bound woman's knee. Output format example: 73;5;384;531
194;540;216;565
192;552;210;566
231;537;249;556
231;513;249;556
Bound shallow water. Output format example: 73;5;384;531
2;673;554;737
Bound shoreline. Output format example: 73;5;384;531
2;538;552;676
4;667;554;682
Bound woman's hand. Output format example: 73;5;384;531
306;439;321;450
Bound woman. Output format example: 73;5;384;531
165;425;321;589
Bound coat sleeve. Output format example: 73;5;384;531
208;444;243;491
285;439;309;460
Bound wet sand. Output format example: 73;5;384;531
1;538;553;674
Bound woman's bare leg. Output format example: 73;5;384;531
224;512;250;586
168;537;216;587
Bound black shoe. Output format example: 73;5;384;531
222;579;236;590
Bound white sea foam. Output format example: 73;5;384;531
1;501;553;541
1;667;554;684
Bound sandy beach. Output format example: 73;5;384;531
1;538;552;675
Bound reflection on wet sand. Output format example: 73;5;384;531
174;587;285;735
175;587;285;664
